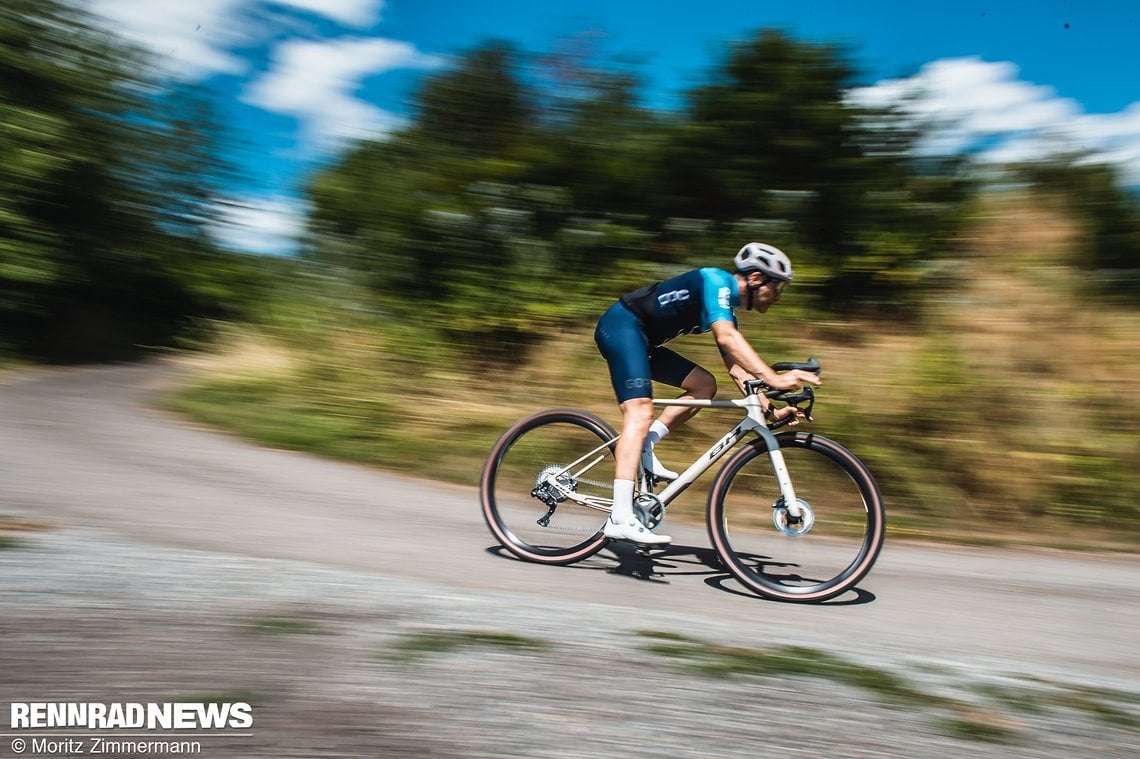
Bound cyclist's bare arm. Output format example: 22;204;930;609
710;320;821;393
724;358;756;396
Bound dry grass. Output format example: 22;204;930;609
175;327;298;380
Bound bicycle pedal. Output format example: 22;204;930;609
635;543;669;555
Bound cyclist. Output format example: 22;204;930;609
593;242;822;545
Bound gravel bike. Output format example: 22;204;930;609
480;359;885;602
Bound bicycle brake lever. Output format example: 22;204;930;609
744;379;768;396
765;387;816;424
799;386;816;421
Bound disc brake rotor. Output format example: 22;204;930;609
773;497;815;536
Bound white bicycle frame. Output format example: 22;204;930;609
544;391;802;519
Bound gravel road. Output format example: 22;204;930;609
1;362;1137;758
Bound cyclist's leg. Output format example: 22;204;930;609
615;397;654;485
606;398;670;542
640;351;716;478
594;302;654;490
649;349;716;431
593;305;671;543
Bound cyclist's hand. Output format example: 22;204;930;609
769;370;821;391
770;405;806;426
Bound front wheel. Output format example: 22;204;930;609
480;409;616;564
707;432;885;602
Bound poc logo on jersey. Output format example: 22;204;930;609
658;289;690;306
717;286;731;310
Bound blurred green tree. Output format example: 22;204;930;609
304;31;978;360
413;40;533;157
0;0;261;360
306;40;666;357
661;29;973;308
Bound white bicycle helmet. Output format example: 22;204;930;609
734;242;793;282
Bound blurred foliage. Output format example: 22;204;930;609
659;31;973;308
304;32;975;358
1016;159;1140;300
0;0;264;361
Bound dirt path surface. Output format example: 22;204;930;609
1;362;1137;758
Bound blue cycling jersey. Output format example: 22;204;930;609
618;267;740;346
595;268;741;403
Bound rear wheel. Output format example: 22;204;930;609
707;432;885;602
480;409;616;564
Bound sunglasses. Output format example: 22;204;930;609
763;278;788;294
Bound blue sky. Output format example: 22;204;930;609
85;0;1140;254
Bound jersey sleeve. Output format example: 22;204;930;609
699;268;736;331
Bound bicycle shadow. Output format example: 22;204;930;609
485;543;876;605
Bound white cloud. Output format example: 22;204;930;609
85;0;387;79
87;0;251;79
212;195;308;255
273;0;383;28
243;37;442;153
848;57;1140;184
84;0;437;154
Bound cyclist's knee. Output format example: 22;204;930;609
620;397;655;427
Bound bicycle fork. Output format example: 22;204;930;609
647;406;805;523
747;423;805;522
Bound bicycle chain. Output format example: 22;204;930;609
542;465;609;491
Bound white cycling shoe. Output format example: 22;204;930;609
603;517;672;545
641;449;679;481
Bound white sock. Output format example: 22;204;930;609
610;479;635;523
645;420;671;450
